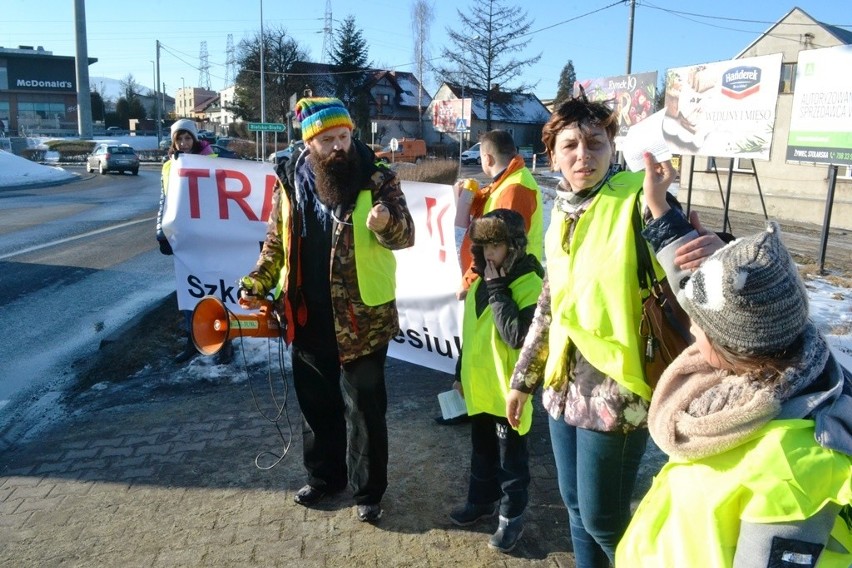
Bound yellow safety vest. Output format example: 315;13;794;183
483;167;544;261
543;171;656;400
616;419;852;567
351;190;397;306
460;271;543;435
275;188;394;307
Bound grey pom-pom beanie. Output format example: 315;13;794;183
682;221;809;355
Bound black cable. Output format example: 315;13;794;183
222;304;294;471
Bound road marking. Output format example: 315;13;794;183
0;216;156;261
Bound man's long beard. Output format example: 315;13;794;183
313;146;360;209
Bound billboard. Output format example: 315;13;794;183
432;98;473;133
575;71;657;146
786;44;852;166
661;53;782;159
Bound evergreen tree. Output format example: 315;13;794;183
328;15;371;136
554;60;576;106
439;0;541;130
90;91;106;122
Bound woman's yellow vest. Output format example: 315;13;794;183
616;419;852;567
460;271;543;435
543;171;658;400
276;188;395;307
484;167;544;261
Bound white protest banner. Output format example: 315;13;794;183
661;53;782;158
389;181;463;375
786;44;852;166
161;154;279;313
162;157;463;375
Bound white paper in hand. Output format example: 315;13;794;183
622;109;673;172
438;389;467;420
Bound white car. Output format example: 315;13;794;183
460;143;481;165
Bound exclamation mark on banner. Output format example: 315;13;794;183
424;197;449;263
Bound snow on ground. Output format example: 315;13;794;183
0;135;159;188
0;150;77;187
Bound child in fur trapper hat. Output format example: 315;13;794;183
449;208;544;553
617;221;852;567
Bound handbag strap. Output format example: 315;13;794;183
631;196;659;294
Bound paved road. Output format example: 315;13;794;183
0;307;593;567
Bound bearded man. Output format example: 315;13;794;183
239;98;414;523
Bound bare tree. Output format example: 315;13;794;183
439;0;540;130
411;0;434;138
232;25;308;126
120;74;144;101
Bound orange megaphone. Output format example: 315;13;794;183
191;296;283;355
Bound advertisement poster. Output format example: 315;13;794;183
786;44;852;166
432;98;473;133
661;53;782;158
575;71;657;147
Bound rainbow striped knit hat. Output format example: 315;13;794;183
295;97;354;141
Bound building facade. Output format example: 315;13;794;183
175;86;216;119
0;45;96;137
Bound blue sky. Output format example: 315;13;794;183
2;0;848;101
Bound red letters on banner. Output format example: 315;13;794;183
179;168;277;222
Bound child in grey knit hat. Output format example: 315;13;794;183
616;221;852;567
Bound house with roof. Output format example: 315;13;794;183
424;83;551;155
287;62;431;145
682;7;852;229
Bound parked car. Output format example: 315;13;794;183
210;145;240;159
268;141;305;165
460;142;481;165
86;143;139;175
105;126;126;136
375;138;427;164
197;130;216;143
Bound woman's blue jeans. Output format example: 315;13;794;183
548;416;648;568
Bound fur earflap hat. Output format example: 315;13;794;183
682;221;809;355
469;208;528;275
295;97;354;141
170;118;198;141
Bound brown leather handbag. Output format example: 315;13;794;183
632;206;692;389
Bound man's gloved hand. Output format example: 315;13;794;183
158;238;173;255
238;276;265;309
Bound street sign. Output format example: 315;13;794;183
371;121;378;133
455;118;468;132
248;122;285;132
390;138;399;152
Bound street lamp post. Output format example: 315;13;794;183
180;77;186;117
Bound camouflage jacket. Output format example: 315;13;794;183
247;139;415;363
